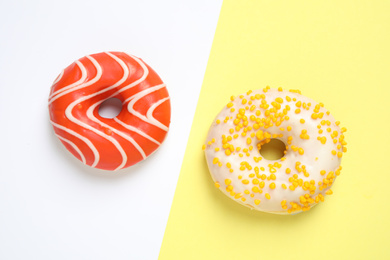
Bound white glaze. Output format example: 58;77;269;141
205;89;343;214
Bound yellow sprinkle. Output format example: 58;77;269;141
234;193;242;199
265;193;271;200
202;144;206;150
254;199;261;205
269;182;276;189
225;179;231;185
325;189;333;195
275;97;283;103
252;186;260;193
214;182;220;188
282;184;287;189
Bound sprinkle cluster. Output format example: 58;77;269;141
204;87;347;214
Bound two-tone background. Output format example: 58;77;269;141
1;1;389;259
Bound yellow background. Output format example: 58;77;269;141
160;0;390;259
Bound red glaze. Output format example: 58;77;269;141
48;52;171;171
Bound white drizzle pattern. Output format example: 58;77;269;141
49;52;170;170
126;84;169;131
52;69;64;86
50;120;99;166
55;134;86;164
48;57;100;105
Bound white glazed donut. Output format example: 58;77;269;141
204;87;347;214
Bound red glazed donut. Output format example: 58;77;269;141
48;52;171;171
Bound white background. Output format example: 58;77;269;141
0;1;222;259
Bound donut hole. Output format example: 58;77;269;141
98;97;123;119
259;138;286;160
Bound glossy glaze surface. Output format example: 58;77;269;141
49;52;171;171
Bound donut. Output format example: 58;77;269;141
203;87;347;214
49;52;171;171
